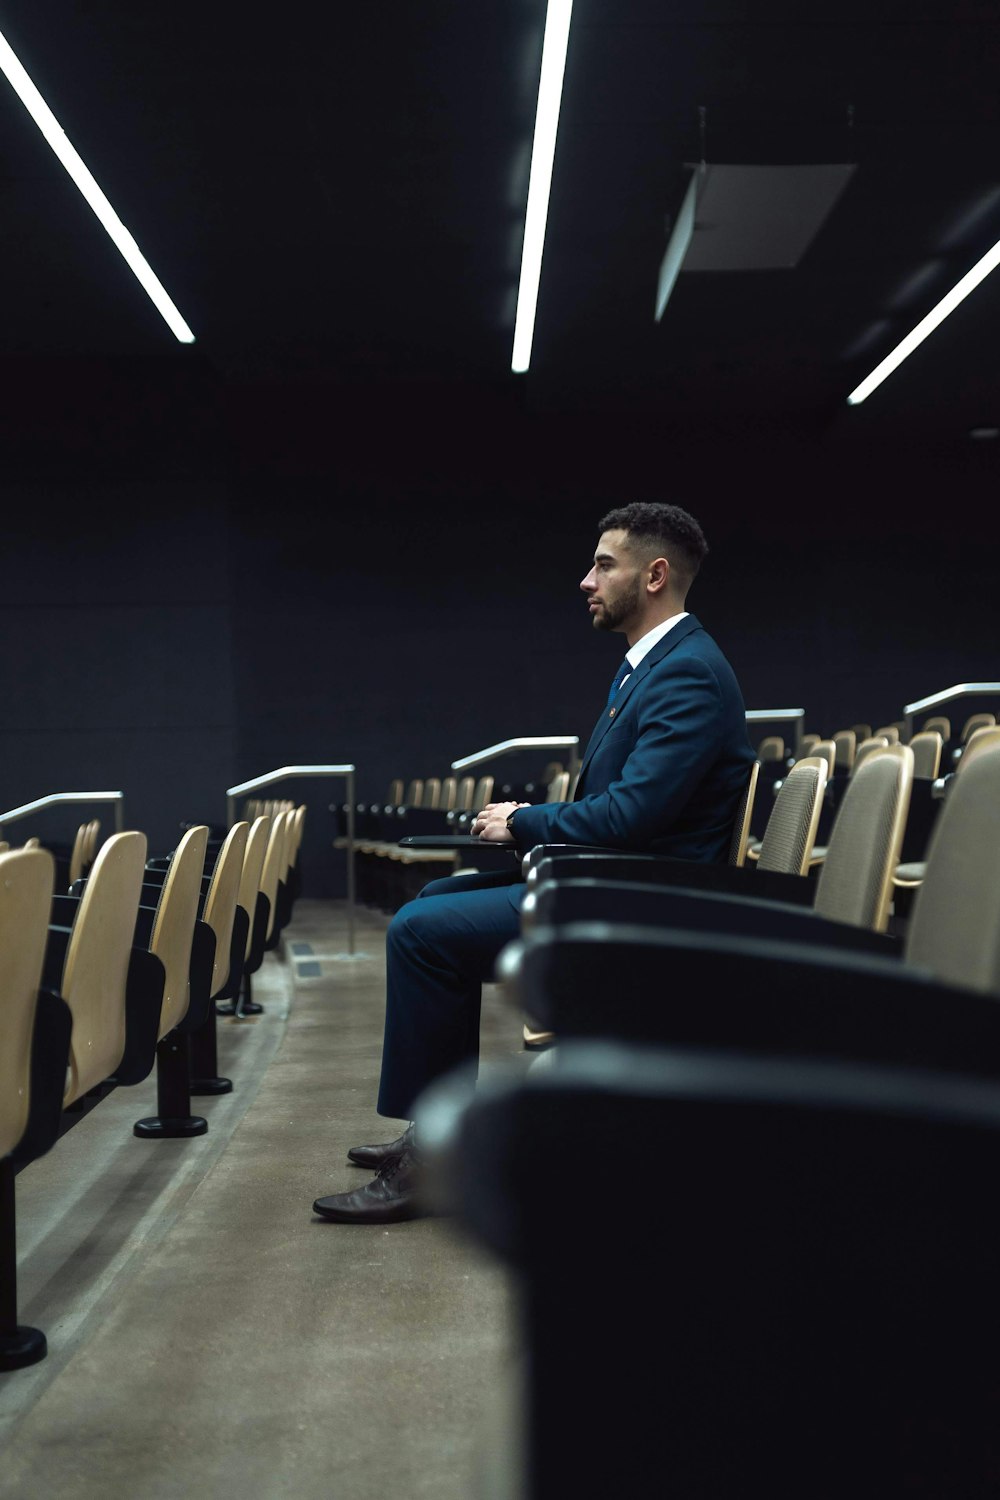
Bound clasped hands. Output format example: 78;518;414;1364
469;801;531;843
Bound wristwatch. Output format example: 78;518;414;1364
505;810;519;838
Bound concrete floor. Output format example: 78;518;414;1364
0;901;526;1499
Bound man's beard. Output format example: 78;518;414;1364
592;576;641;631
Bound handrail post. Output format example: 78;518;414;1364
224;765;363;961
346;770;356;957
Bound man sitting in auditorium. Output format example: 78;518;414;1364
313;502;755;1223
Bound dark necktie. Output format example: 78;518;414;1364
606;657;633;706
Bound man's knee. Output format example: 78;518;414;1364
387;898;439;959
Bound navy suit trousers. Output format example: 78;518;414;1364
376;868;525;1120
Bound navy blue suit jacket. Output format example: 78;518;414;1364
511;614;755;863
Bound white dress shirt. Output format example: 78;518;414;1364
618;612;689;690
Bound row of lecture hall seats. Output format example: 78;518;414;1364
1;802;306;1370
750;712;999;853
336;764;580;912
404;725;1000;1496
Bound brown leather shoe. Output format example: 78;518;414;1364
346;1123;413;1170
313;1144;425;1224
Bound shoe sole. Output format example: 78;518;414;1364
312;1200;423;1224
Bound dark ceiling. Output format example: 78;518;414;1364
1;1;999;447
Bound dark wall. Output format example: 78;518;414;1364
2;363;996;891
0;479;235;854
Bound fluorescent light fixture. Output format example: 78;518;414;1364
0;26;195;343
511;0;573;374
847;234;1000;405
655;171;699;322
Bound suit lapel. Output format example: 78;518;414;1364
575;615;703;791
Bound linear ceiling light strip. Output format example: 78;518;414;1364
0;28;195;343
511;0;573;374
847;235;1000;405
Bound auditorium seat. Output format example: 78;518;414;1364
851;733;890;773
216;813;273;1018
908;729;943;780
922;714;951;742
501;743;999;1056
872;724;901;744
421;1038;1000;1497
832;728;856;772
527;756;824;904
0;847;72;1371
185;822;249;1095
521;746;912;970
132;825;214;1139
959;711;995;743
894;723;1000;889
59;832;151;1107
756;735;784;761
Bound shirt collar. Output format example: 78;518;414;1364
625;612;689;670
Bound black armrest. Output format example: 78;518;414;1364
528;879;897;956
8;989;73;1167
51;893;81;926
214;903;250;1002
178;919;217;1032
42;924;73;992
113;947;167;1084
133;904;157;947
512;923;996;1078
529;852;815;907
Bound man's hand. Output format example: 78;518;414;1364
470;801;530;842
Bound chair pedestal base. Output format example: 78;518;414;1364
0;1325;46;1371
133;1115;207;1140
190;1076;233;1096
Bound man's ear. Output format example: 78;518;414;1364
647;557;669;594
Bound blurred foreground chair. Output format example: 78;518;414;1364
0;848;71;1371
422;1039;1000;1499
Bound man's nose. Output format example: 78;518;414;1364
580;568;596;592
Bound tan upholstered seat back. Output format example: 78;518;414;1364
814;745;913;933
872;725;901;745
289;805;306;868
851;735;890;775
423;778;442;809
906;744;1000;993
202;822;249;999
439;777;457;811
473;776;494;812
0;849;57;1155
150;825;209;1038
237;816;271;960
812;739;837;777
260;811;289;940
958;725;1000;773
909;731;942;780
923;715;950;741
62;831;148;1105
960;712;995;743
728;761;760;867
757;757;827;876
455;776;475;811
757;736;784;762
546;771;570;803
832;730;856;771
798;734;821;756
68;822;89;887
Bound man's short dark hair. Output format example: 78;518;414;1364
598;502;708;590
